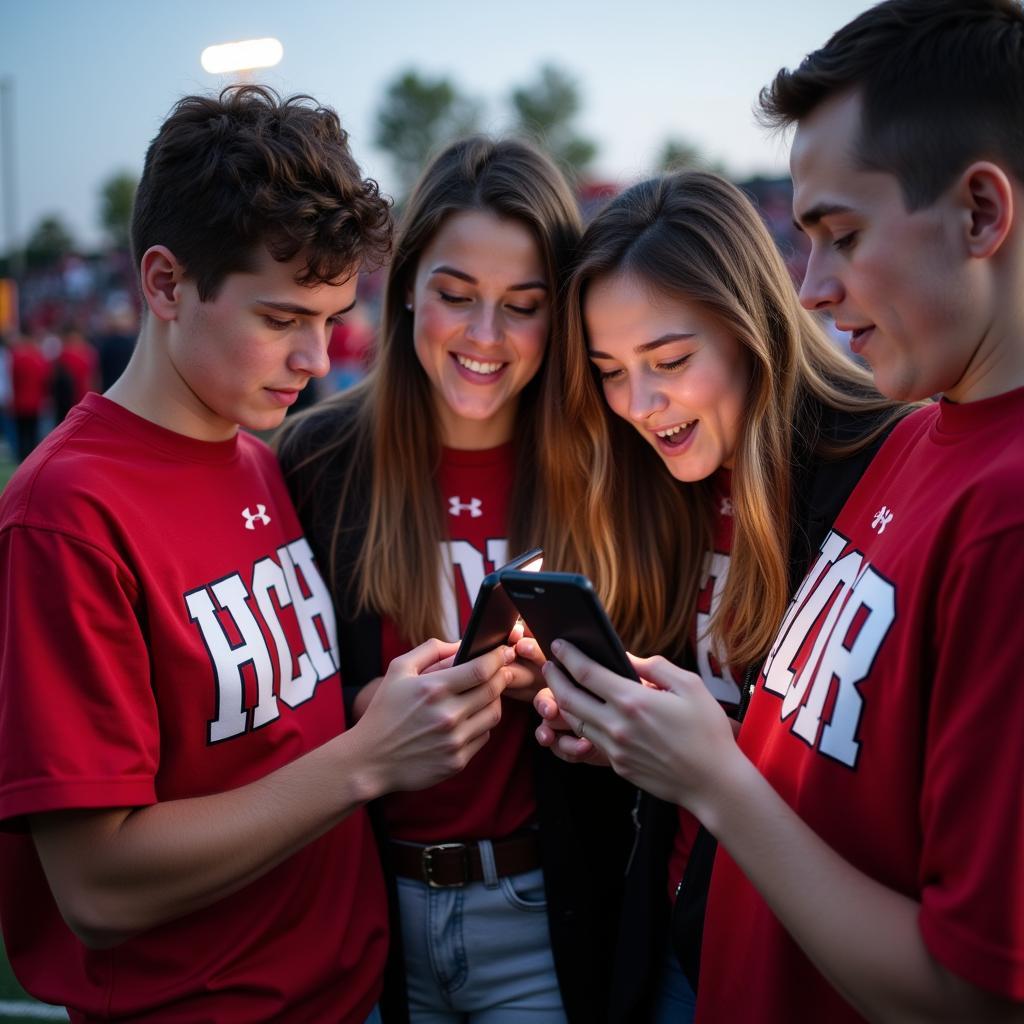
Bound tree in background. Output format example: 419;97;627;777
509;64;596;179
99;171;138;252
658;136;727;176
374;70;481;197
25;215;75;270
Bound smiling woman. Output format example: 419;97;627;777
585;273;749;482
276;135;635;1023
535;169;913;1022
559;170;908;671
409;208;550;449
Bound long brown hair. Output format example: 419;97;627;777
557;171;906;667
278;135;588;642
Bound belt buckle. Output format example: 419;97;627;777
422;842;469;888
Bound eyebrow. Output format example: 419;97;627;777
257;298;358;317
589;332;695;359
430;264;548;292
793;201;855;233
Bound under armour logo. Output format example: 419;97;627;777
448;496;483;518
242;504;272;530
720;498;734;517
871;506;893;534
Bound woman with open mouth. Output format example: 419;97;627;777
530;170;914;1024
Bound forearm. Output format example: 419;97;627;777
541;645;1021;1021
34;640;509;948
704;755;1020;1023
33;727;385;947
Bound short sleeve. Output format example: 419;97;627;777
919;526;1024;999
0;525;159;827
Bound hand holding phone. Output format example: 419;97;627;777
499;571;639;684
452;548;543;665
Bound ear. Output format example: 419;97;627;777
139;245;186;322
957;161;1014;260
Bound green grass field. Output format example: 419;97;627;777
0;941;29;998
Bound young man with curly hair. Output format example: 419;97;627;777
0;86;512;1023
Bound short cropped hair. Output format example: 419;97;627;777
759;0;1024;209
131;85;392;300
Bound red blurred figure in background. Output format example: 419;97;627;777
10;332;51;462
53;325;99;423
325;306;375;394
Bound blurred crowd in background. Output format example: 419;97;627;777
0;174;813;466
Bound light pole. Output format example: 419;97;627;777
0;76;22;278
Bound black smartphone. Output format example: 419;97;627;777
499;570;639;683
452;548;544;665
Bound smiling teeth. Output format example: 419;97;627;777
657;421;694;438
456;354;503;375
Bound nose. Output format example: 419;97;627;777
627;374;668;424
465;304;502;346
798;247;844;311
288;324;332;380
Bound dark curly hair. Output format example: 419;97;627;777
131;84;392;300
758;0;1024;209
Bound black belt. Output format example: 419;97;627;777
389;834;542;888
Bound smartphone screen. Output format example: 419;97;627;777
499;570;639;682
452;547;544;664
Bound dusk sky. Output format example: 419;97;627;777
1;0;873;251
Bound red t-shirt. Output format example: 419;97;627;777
327;320;372;366
379;443;537;842
0;394;387;1023
56;344;98;403
10;343;51;415
668;470;743;903
698;390;1024;1021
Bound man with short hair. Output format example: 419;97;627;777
540;1;1024;1021
690;1;1024;1019
0;86;511;1023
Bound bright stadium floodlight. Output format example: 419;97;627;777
201;38;283;75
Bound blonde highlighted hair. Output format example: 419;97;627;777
556;171;906;667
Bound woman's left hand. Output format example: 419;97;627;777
500;630;547;703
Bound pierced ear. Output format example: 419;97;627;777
139;245;185;322
959;161;1013;259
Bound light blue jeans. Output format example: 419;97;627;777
652;942;696;1024
365;1008;382;1024
396;843;567;1023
